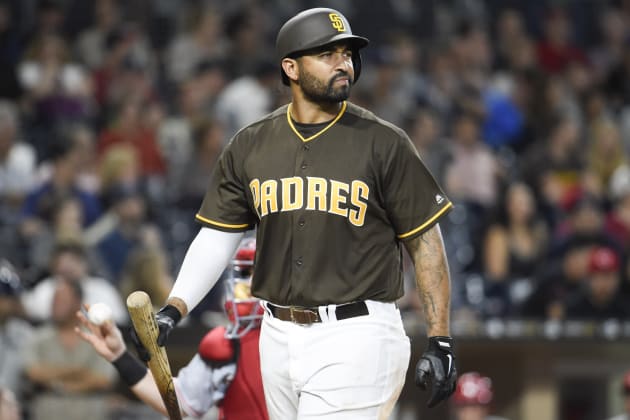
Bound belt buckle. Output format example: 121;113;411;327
289;306;298;323
288;306;318;324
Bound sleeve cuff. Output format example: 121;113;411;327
195;214;254;232
397;202;453;240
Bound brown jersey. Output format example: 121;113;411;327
197;101;452;306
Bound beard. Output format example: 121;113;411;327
298;64;352;104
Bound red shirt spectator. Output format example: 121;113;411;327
536;8;588;74
98;99;165;176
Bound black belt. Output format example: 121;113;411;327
266;301;369;324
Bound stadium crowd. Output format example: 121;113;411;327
1;0;630;418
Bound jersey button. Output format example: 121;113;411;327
301;162;307;170
298;218;305;227
296;257;303;267
303;145;310;151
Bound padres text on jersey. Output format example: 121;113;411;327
249;176;369;226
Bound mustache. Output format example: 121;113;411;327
330;72;352;84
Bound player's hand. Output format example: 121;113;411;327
415;336;457;408
155;304;182;346
129;325;151;362
75;304;126;362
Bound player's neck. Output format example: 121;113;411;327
289;97;343;124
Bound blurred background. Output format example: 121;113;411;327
1;0;630;419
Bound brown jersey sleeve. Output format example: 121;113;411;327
381;129;452;241
195;139;257;232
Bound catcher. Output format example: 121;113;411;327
76;238;267;419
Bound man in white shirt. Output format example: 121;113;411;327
20;241;127;325
0;101;36;215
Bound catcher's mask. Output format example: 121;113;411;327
223;238;263;338
275;8;369;86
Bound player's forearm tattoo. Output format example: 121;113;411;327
404;224;451;336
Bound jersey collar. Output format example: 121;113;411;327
287;101;347;142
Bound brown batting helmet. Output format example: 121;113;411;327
275;8;369;85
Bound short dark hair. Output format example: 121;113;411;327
51;240;87;262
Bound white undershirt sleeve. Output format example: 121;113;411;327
169;227;244;313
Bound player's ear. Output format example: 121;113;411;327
281;58;299;83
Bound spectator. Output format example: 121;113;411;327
168;119;224;212
25;0;66;40
23;277;116;420
0;3;24;100
482;181;548;314
582;89;615;150
165;7;227;83
607;165;630;250
119;246;173;312
564;246;629;320
20;241;127;325
416;45;459;120
483;182;547;282
587;121;626;190
92;22;156;111
549;191;619;258
95;144;141;208
88;182;157;284
24;196;88;279
522;117;583;216
451;371;509;420
97;97;165;178
493;9;531;71
19;136;102;245
0;387;21;420
74;0;122;70
607;370;630;420
0;260;33;398
18;33;93;141
215;59;277;138
536;8;588;75
222;8;272;79
67;124;100;194
445;111;502;210
520;236;594;320
0;100;36;222
360;33;421;128
408;107;451;185
590;8;629;84
158;60;227;178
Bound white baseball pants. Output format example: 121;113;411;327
259;300;411;420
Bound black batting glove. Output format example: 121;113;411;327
155;304;182;347
415;336;457;408
129;326;151;362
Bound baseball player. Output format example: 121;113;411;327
76;238;267;419
148;7;457;419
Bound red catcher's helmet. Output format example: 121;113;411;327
224;238;263;338
623;370;630;394
453;372;493;406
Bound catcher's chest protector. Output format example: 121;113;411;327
219;329;268;420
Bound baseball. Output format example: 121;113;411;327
87;302;113;326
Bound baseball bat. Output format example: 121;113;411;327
126;291;182;420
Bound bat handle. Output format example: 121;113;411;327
127;291;182;420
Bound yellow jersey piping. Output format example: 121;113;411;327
195;213;250;229
287;101;347;142
397;202;454;239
